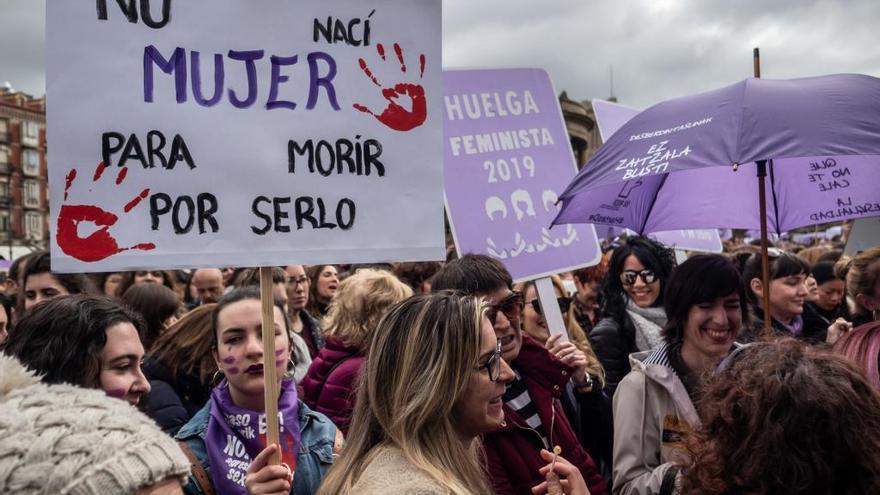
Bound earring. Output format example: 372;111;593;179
211;369;224;385
288;356;296;370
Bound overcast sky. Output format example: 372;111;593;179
3;0;879;108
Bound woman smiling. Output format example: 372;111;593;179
612;254;747;495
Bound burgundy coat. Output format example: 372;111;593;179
483;335;609;495
300;338;363;435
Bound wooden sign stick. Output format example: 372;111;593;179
260;266;281;465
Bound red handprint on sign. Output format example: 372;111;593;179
56;162;155;262
353;42;427;132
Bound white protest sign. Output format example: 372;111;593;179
48;0;443;272
845;218;880;255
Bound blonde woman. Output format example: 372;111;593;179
843;247;880;327
301;268;413;434
515;275;613;484
318;292;595;495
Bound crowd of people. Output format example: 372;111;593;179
1;236;879;494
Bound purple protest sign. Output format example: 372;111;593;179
592;99;722;253
443;68;601;281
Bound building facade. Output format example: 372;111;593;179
558;92;618;169
0;87;48;259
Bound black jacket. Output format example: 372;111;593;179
588;315;638;397
143;358;213;436
738;305;827;345
560;383;614;488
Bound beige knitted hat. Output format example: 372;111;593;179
0;354;190;494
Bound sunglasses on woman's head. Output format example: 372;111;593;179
485;291;523;325
528;297;572;316
620;269;657;286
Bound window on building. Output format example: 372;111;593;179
22;149;39;176
23;179;40;208
0;118;7;138
22;121;40;147
0;180;8;198
0;211;8;236
25;121;39;138
0;145;8;165
25;211;42;241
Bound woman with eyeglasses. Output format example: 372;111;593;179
613;254;747;495
589;237;676;395
317;291;594;495
515;274;613;484
739;249;833;344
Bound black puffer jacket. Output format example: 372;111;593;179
588;314;638;397
143;358;213;436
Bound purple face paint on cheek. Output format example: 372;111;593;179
274;348;285;357
275;359;285;368
105;389;127;399
226;367;240;375
222;356;236;364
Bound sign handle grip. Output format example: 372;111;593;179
260;266;281;465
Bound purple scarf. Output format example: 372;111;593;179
206;378;301;494
778;314;804;335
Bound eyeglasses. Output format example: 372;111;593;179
528;297;572;316
285;276;310;287
477;340;503;382
620;269;657;286
485;291;523;325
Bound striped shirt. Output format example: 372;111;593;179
503;371;547;444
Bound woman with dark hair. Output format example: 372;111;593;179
739;249;826;343
113;269;178;298
304;264;338;319
803;260;848;337
93;271;125;297
3;294;151;407
144;304;216;435
681;339;880;494
122;282;182;350
612;254;746;495
393;261;443;294
175;287;338;495
589;236;676;395
22;250;96;312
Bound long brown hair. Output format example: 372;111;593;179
148;304;217;384
681;339;880;494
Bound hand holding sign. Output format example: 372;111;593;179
353;42;427;131
56;162;155;262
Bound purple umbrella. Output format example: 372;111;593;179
554;154;880;234
554;73;880;333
